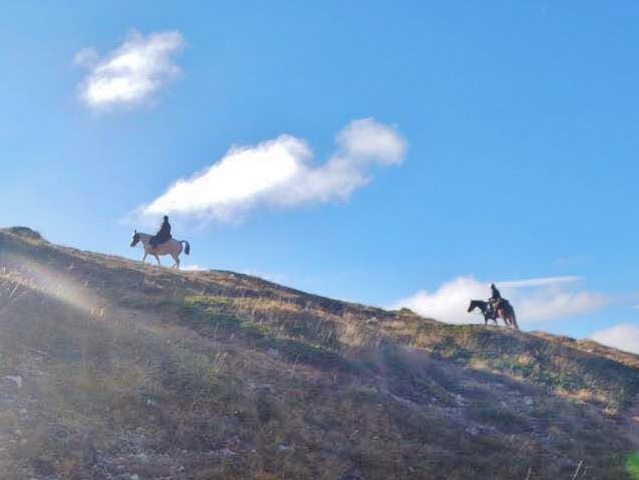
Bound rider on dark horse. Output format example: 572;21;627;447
149;215;172;250
488;283;503;318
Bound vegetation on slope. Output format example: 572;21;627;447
0;227;637;479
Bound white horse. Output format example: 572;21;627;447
130;231;191;269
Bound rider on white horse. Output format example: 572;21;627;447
149;215;172;250
130;216;190;269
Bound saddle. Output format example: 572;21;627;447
150;234;172;248
488;298;508;317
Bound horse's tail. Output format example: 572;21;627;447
181;240;190;255
511;311;519;330
509;307;519;330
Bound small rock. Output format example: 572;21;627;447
3;375;23;389
465;425;480;436
136;453;149;463
218;448;237;457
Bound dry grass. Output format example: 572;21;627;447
0;227;637;478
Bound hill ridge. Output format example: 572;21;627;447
0;226;637;479
4;226;636;364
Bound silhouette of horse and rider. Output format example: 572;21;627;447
130;215;191;269
468;283;519;329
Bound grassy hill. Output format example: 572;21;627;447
0;226;637;479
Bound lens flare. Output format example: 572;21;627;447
0;254;107;317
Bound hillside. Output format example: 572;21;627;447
0;226;637;479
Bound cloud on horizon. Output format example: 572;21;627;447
589;323;639;355
180;264;207;272
74;30;184;110
391;275;610;326
135;118;407;223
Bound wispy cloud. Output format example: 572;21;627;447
590;324;639;355
181;264;207;272
242;270;288;284
499;276;581;288
74;30;184;111
135;118;407;223
516;289;608;321
391;275;611;326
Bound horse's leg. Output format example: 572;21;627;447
154;254;161;266
499;309;512;327
171;252;179;269
142;251;148;264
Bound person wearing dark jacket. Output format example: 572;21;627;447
490;283;501;301
150;216;172;248
489;283;502;316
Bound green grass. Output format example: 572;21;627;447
627;452;639;480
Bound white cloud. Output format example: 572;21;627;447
516;290;608;321
75;30;184;110
590;324;639;355
390;276;486;324
137;118;407;222
499;276;581;288
242;270;288;284
181;264;207;271
73;47;99;68
391;275;610;326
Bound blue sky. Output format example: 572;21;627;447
2;1;639;353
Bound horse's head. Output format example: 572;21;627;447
468;299;485;313
130;230;140;247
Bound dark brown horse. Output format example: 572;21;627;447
468;299;519;330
